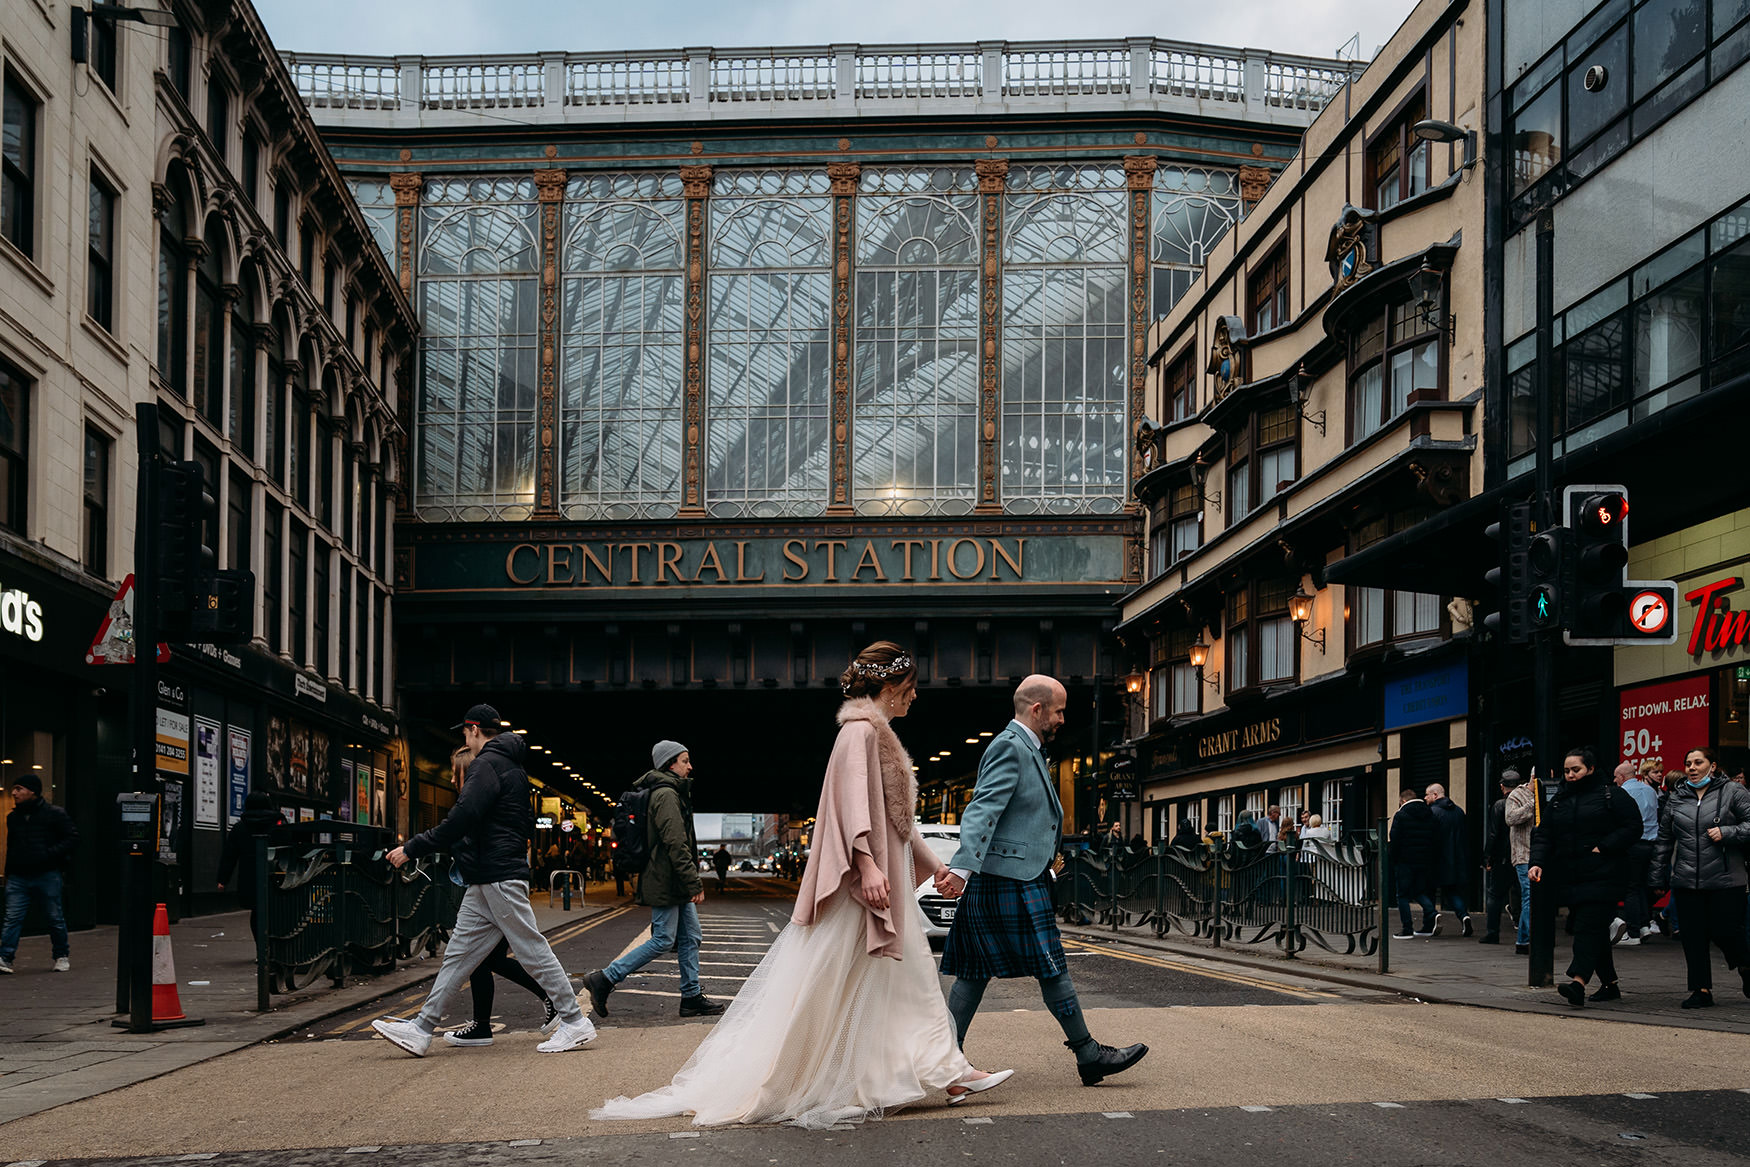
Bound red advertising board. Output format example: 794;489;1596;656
1618;675;1711;769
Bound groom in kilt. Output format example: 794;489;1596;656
937;675;1149;1086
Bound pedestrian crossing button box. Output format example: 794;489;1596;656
117;792;159;851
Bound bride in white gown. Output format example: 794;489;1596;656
592;642;1013;1128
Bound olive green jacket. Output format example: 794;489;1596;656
634;768;702;907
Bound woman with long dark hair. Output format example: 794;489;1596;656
1655;745;1750;1008
594;642;1011;1126
1529;746;1642;1007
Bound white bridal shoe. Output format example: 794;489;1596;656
947;1068;1015;1105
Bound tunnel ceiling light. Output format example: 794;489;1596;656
964;737;978;744
979;731;993;738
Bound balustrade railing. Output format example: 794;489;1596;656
281;41;1365;119
1056;834;1385;960
252;823;465;1010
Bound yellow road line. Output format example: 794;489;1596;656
546;904;635;947
1061;938;1337;998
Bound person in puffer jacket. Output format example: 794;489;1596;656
1654;745;1750;1009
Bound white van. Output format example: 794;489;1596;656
913;823;961;942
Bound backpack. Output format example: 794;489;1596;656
611;786;654;873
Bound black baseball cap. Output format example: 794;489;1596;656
452;703;504;731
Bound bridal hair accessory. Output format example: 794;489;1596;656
842;654;914;695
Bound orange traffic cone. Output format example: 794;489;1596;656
150;903;188;1023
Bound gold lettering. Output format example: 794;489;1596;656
893;539;927;582
928;539;943;581
693;542;727;582
734;541;765;582
850;541;887;582
616;543;652;583
989;538;1025;580
506;543;541;586
782;539;810;581
545;543;574;586
578;543;612;585
947;538;986;580
815;540;849;582
656;542;686;583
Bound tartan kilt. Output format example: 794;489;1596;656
939;873;1068;980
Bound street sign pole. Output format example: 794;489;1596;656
126;402;160;1032
1528;210;1558;989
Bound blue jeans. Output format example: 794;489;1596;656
604;901;701;998
2;871;70;960
1393;864;1436;935
1514;864;1531;946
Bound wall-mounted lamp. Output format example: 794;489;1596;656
1411;118;1478;171
1189;453;1222;514
1288;585;1328;654
1186;638;1221;689
1123;671;1146;695
1404;262;1455;344
71;3;179;64
1285;363;1327;437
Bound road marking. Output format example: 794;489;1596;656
1103;1111;1134;1119
1060;939;1336;998
962;1117;994;1125
1497;1098;1530;1104
768;922;780;933
507;1140;541;1146
1623;1093;1658;1099
546;904;637;947
178;1156;221;1161
1373;1102;1405;1108
1239;1105;1273;1113
669;1132;701;1139
345;1148;382;1154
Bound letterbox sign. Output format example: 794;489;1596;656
407;528;1130;596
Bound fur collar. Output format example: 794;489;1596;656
837;698;917;841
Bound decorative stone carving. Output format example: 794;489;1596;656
533;169;567;519
1325;205;1379;293
388;172;422;295
679;166;713;516
1206;315;1248;401
1238;164;1272;206
828;163;860;514
1125;157;1155;486
974;159;1008;512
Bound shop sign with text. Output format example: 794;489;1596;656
1618;675;1710;767
1687;576;1750;657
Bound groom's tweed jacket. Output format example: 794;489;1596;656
948;719;1063;881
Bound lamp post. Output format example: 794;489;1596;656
71;3;179;65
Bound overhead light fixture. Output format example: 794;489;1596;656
964;737;978;744
978;731;993;738
1410;118;1478;170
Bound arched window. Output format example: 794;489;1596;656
193;215;227;429
852;168;981;516
156;172;190;392
558;172;685;520
229;263;258;458
1152;167;1241;316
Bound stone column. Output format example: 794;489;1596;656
533;167;567;520
1124;155;1157;492
679;165;714;517
827;161;860;515
388;172;422;295
974;158;1008;514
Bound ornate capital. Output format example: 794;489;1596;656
1123;154;1159;191
680;165;714;200
1238;164;1272;206
974;158;1009;194
389;172;423;206
827;161;861;197
220;282;242;304
534;168;568;203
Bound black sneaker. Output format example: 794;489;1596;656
1428;916;1443;936
1514;944;1529;954
1557;981;1586;1008
679;994;726;1017
1681;989;1715;1009
1460;916;1474;938
541;997;560;1034
1588;982;1621;1003
443;1020;494;1047
582;969;613;1018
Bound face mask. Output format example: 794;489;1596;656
1688;776;1712;789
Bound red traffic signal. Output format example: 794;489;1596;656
1578;491;1628;534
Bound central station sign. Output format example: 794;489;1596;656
409;530;1130;593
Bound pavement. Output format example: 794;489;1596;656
1059;909;1750;1034
0;880;624;1125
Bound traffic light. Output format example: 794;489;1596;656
1483;503;1532;643
190;568;256;645
153;461;214;634
1562;484;1679;645
1527;524;1565;633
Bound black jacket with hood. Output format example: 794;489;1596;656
1655;774;1750;891
1530;771;1642;904
4;796;78;877
405;733;534;884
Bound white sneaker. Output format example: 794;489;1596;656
1608;917;1628;944
371;1017;433;1057
0;957;13;974
53;957;70;972
537;1017;597;1053
1616;935;1641;946
1639;925;1658;939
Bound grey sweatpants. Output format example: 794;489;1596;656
416;880;583;1029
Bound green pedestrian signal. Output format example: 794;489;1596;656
1531;584;1558;628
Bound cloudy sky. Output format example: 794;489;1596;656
256;0;1418;60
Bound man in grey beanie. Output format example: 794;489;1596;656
580;742;726;1020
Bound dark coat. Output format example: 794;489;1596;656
4;797;78;877
1655;776;1750;891
404;734;534;885
1483;797;1510;868
1389;797;1436;869
1169;826;1202;852
216;804;285;904
1428;796;1469;885
635;768;702;907
1529;772;1641;904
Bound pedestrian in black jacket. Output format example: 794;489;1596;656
1653;745;1750;1008
2;774;78;973
1424;784;1473;936
1389;787;1438;939
216;792;285;940
1530;746;1642;1007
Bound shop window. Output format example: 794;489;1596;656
4;72;41;259
83;426;110;576
263;499;282;650
87;170;117;332
0;361;29;536
1350;298;1441;441
1227;578;1296;693
1349;586;1443;649
1249;243;1290;333
1164;346;1197;422
1366;92;1430;211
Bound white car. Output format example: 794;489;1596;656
913;824;962;942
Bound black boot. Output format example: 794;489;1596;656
1588;981;1621;1003
1070;1040;1149;1086
1557;981;1585;1008
1681;989;1715;1009
679;994;726;1017
581;969;614;1018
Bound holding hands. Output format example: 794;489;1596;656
935;868;966;899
